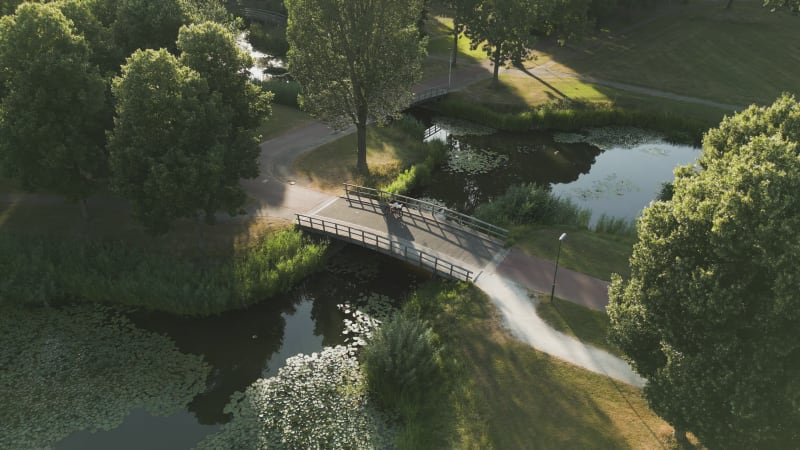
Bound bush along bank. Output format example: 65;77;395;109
429;97;712;145
380;115;449;195
0;228;328;316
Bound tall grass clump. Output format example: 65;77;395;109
593;213;637;236
474;183;590;228
362;311;444;449
0;228;327;315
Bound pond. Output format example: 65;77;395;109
0;246;428;450
414;114;701;225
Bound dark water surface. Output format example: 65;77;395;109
411;110;700;223
56;246;429;449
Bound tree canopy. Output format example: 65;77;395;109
608;94;800;448
109;48;257;233
0;2;108;208
285;0;427;172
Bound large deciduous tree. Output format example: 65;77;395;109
109;49;233;233
177;21;272;212
0;3;108;215
608;94;800;448
285;0;427;173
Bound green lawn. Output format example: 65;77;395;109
450;73;733;125
512;225;635;281
541;0;800;107
536;296;622;357
256;103;314;142
293;118;429;192
409;281;689;449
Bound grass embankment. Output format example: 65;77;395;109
0;227;327;315
255;103;313;142
422;16;489;79
394;281;683;449
541;0;800;107
536;296;622;357
293;116;441;193
512;225;635;281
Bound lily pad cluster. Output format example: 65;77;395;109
446;143;509;175
571;173;641;200
0;304;210;449
197;346;396;449
554;127;664;150
339;293;395;348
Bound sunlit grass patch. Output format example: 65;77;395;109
408;280;681;449
536;296;622;357
293;117;431;193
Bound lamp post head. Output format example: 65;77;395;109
559;232;567;241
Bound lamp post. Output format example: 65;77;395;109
550;232;567;303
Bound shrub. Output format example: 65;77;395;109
382;140;447;195
593;214;637;236
362;313;443;414
474;183;590;228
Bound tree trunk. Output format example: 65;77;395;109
492;45;502;84
726;0;733;9
356;106;369;173
451;19;459;67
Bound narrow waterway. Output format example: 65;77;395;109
54;246;430;449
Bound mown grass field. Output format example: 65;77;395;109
256;103;313;142
539;0;800;107
410;281;696;450
512;225;636;281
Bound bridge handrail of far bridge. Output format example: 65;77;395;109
412;87;449;105
295;214;473;282
343;183;509;242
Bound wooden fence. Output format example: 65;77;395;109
343;183;509;242
296;214;473;282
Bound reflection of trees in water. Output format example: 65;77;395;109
424;131;603;213
130;299;294;424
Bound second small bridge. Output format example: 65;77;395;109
296;184;509;282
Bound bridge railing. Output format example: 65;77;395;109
412;87;449;105
343;183;509;242
296;214;473;282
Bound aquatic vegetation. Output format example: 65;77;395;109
554;127;665;151
446;142;509;175
197;346;395;449
571;173;641;201
0;305;210;449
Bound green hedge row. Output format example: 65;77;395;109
431;98;711;145
0;228;327;315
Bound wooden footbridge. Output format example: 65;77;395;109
296;184;508;282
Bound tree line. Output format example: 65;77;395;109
0;0;270;233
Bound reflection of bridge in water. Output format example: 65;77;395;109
296;184;508;282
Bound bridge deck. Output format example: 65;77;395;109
312;197;507;276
